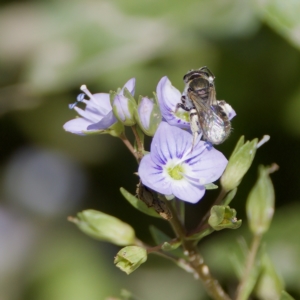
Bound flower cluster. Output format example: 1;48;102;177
64;75;236;203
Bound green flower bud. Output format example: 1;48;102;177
114;246;147;275
246;164;278;235
69;209;136;246
208;205;242;231
221;135;270;192
135;96;162;136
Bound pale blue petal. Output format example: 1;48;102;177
122;78;136;96
150;122;192;166
138;154;172;195
63;118;92;135
113;95;131;121
156;76;190;129
138;97;154;130
87;110;117;130
171;181;205;203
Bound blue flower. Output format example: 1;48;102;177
138;122;228;203
156;76;236;130
63;78;135;135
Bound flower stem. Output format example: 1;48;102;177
164;198;232;300
131;125;144;161
119;132;139;161
235;234;262;300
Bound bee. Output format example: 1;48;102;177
176;66;231;149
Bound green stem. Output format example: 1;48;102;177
164;199;232;300
235;234;262;300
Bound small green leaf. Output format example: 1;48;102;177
204;183;218;190
208;205;242;231
120;187;161;218
149;225;171;245
149;225;183;257
254;254;284;300
114;246;147;275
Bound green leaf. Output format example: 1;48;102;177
149;225;183;257
120;187;161;218
149;225;171;245
254;254;284;300
253;0;300;50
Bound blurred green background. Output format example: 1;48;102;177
1;0;300;299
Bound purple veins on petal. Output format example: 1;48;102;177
138;121;228;203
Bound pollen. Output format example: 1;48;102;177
167;164;184;180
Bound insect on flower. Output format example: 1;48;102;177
176;67;232;149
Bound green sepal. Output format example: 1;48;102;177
246;164;277;235
221;136;258;191
221;188;238;206
81;119;124;137
208;205;242;231
69;209;135;246
120;187;161;218
186;227;214;241
204;183;218;190
114;246;147;275
109;90;117;106
280;291;295;300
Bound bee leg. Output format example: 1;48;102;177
189;109;200;152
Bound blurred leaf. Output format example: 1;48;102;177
253;0;300;50
280;291;295;300
255;254;284;300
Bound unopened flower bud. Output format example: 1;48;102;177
114;246;147;274
246;164;278;235
112;88;137;126
135;96;162;136
69;209;135;246
221;136;269;191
